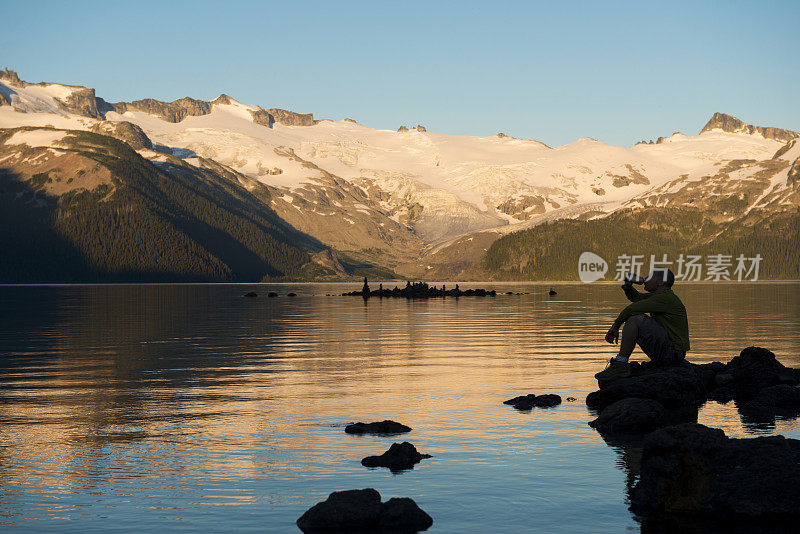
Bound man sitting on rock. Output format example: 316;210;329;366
595;268;690;381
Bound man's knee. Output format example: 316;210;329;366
623;314;647;329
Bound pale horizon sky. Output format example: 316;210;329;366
1;0;798;147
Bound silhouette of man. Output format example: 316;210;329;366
595;268;690;381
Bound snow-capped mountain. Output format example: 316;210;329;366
1;68;798;276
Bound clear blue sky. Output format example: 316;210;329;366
1;0;798;147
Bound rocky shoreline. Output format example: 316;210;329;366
342;279;496;298
586;346;800;526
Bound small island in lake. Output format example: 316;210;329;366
343;279;496;298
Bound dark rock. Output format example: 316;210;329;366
533;394;562;407
415;125;426;132
296;489;432;533
361;442;431;471
726;346;796;399
738;385;800;427
287;292;297;297
586;362;705;412
706;387;734;403
345;420;411;435
397;126;409;132
713;372;733;388
589;398;691;436
631;423;800;519
748;384;800;409
378;497;433;532
296;488;382;532
504;394;536;406
566;396;577;402
343;280;497;299
243;291;258;297
267;292;278;298
503;393;561;410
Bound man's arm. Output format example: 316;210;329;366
623;283;649;303
615;293;672;325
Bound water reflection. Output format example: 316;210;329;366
0;283;797;532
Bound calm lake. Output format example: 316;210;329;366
1;282;799;533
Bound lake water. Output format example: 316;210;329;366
1;282;799;533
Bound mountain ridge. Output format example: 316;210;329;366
1;67;798;281
700;112;799;143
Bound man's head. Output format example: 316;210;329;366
644;268;675;292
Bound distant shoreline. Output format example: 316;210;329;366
2;280;799;287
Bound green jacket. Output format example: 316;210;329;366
615;286;690;352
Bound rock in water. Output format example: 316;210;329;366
631;423;800;519
296;488;432;533
287;292;297;297
243;291;257;297
344;420;411;435
726;346;799;399
297;488;382;532
586;363;705;412
589;397;688;436
361;442;432;471
503;393;562;410
267;292;278;298
738;384;800;428
378;497;434;532
533;394;562;407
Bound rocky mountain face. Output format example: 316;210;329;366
97;94;316;127
700;112;799;143
1;68;798;281
0;125;359;282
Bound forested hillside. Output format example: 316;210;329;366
0;128;315;282
482;207;800;280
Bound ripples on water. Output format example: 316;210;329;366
0;283;798;532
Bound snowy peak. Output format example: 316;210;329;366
1;69;318;128
0;68;101;118
700;112;799;142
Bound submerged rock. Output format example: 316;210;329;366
296;488;432;533
589;397;691;436
287;292;297;297
631;423;800;519
267;292;278;298
345;420;411;435
243;291;258;297
361;442;431;471
503;393;562;410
